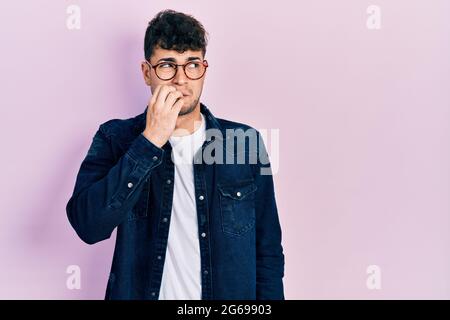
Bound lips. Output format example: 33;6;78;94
177;89;190;96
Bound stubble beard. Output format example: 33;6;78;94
178;96;200;116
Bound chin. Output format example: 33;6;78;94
178;99;198;116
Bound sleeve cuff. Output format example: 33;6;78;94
126;133;164;169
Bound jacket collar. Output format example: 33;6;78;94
135;102;222;133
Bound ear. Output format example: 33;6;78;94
141;61;151;86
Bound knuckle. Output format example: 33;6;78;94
165;86;176;94
170;91;181;98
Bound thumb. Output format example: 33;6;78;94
172;101;183;115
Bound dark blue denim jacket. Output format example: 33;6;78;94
66;103;284;300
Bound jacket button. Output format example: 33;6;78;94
203;270;208;275
236;191;241;197
127;182;133;188
162;217;168;223
201;232;206;238
198;195;204;201
152;156;158;161
157;255;162;260
166;179;172;184
151;292;156;296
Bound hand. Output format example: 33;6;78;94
142;84;184;148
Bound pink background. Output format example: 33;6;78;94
0;0;449;299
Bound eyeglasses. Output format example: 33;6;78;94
145;59;209;81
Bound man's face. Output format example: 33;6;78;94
141;46;207;116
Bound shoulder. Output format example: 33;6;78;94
214;117;267;159
215;117;258;133
98;113;144;138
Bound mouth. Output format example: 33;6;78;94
177;89;190;96
177;95;189;103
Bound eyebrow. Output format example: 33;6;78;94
156;56;202;63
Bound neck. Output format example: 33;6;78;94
172;103;202;137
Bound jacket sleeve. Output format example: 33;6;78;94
66;124;164;244
254;130;285;300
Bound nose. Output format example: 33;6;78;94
172;65;188;85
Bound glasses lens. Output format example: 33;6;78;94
185;62;206;80
154;62;206;80
156;63;176;80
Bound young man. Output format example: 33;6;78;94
66;9;285;300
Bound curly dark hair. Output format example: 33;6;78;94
144;9;209;61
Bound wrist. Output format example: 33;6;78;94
142;130;165;148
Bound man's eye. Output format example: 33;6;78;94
188;63;200;69
160;63;175;68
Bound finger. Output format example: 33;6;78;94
149;84;163;107
170;96;184;115
170;101;183;121
155;85;176;111
164;91;184;110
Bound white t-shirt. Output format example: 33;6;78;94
158;113;206;300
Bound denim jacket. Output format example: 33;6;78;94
66;103;285;300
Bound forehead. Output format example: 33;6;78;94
151;47;203;62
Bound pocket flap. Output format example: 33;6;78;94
218;181;257;200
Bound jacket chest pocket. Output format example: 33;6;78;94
218;181;258;237
129;178;150;221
